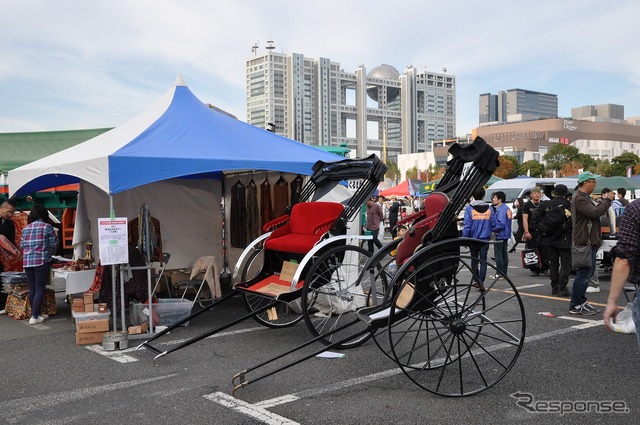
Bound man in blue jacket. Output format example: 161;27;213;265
491;190;513;279
462;188;495;291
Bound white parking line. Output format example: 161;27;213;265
557;315;604;329
203;321;606;423
515;283;545;290
204;392;300;425
84;326;265;362
0;374;177;422
84;345;140;363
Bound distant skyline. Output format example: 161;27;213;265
2;1;640;138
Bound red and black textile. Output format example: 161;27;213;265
260;179;272;229
230;180;247;248
246;179;260;242
272;175;289;219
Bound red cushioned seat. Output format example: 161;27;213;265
395;192;450;266
264;202;344;254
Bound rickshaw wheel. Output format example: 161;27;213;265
241;248;303;328
301;244;382;348
387;254;525;396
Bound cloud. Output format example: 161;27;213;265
1;0;640;134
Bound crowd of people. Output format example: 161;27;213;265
364;194;421;251
367;173;640;343
458;170;638;326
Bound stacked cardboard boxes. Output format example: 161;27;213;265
75;317;110;345
73;295;111;346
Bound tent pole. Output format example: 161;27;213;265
109;195;119;331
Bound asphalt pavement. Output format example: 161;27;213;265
1;246;639;425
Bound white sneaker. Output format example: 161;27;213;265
40;314;49;320
0;309;6;315
586;286;600;293
28;316;45;325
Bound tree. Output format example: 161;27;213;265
560;160;582;177
405;166;418;180
427;164;445;181
519;160;545;177
543;144;579;173
576;153;597;172
610;152;640;176
494;156;518;179
596;162;613;177
385;161;400;182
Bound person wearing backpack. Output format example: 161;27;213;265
537;184;572;297
522;187;548;277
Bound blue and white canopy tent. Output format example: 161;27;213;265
9;75;341;269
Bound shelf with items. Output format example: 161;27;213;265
61;208;76;249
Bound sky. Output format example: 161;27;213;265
2;0;640;138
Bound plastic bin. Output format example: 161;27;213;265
72;310;111;322
129;299;193;327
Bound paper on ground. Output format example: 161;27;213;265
316;351;345;359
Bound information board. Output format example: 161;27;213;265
98;218;128;265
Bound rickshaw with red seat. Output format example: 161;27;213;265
229;137;526;397
137;154;389;361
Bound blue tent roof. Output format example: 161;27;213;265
10;77;341;196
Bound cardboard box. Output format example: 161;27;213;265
76;318;109;334
72;304;85;313
97;303;108;313
127;322;149;335
83;293;94;304
84;303;94;313
76;332;104;346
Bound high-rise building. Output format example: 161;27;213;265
571;103;625;121
479;89;558;125
246;42;456;159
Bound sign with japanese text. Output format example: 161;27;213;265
98;218;128;265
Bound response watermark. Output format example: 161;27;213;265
510;392;630;415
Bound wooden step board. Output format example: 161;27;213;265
244;275;305;297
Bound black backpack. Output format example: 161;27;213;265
537;203;570;237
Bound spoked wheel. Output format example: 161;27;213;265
387;254;525;397
302;245;387;349
241;247;303;328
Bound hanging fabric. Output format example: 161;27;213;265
272;174;289;218
128;204;162;263
246;176;260;242
260;175;272;228
290;174;304;204
230;179;247;248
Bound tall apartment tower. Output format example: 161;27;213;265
479;89;558;125
246;43;456;159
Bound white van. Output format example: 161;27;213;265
484;177;578;234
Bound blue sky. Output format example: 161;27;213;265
2;0;640;137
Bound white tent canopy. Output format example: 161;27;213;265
9;76;342;270
9;74;339;197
